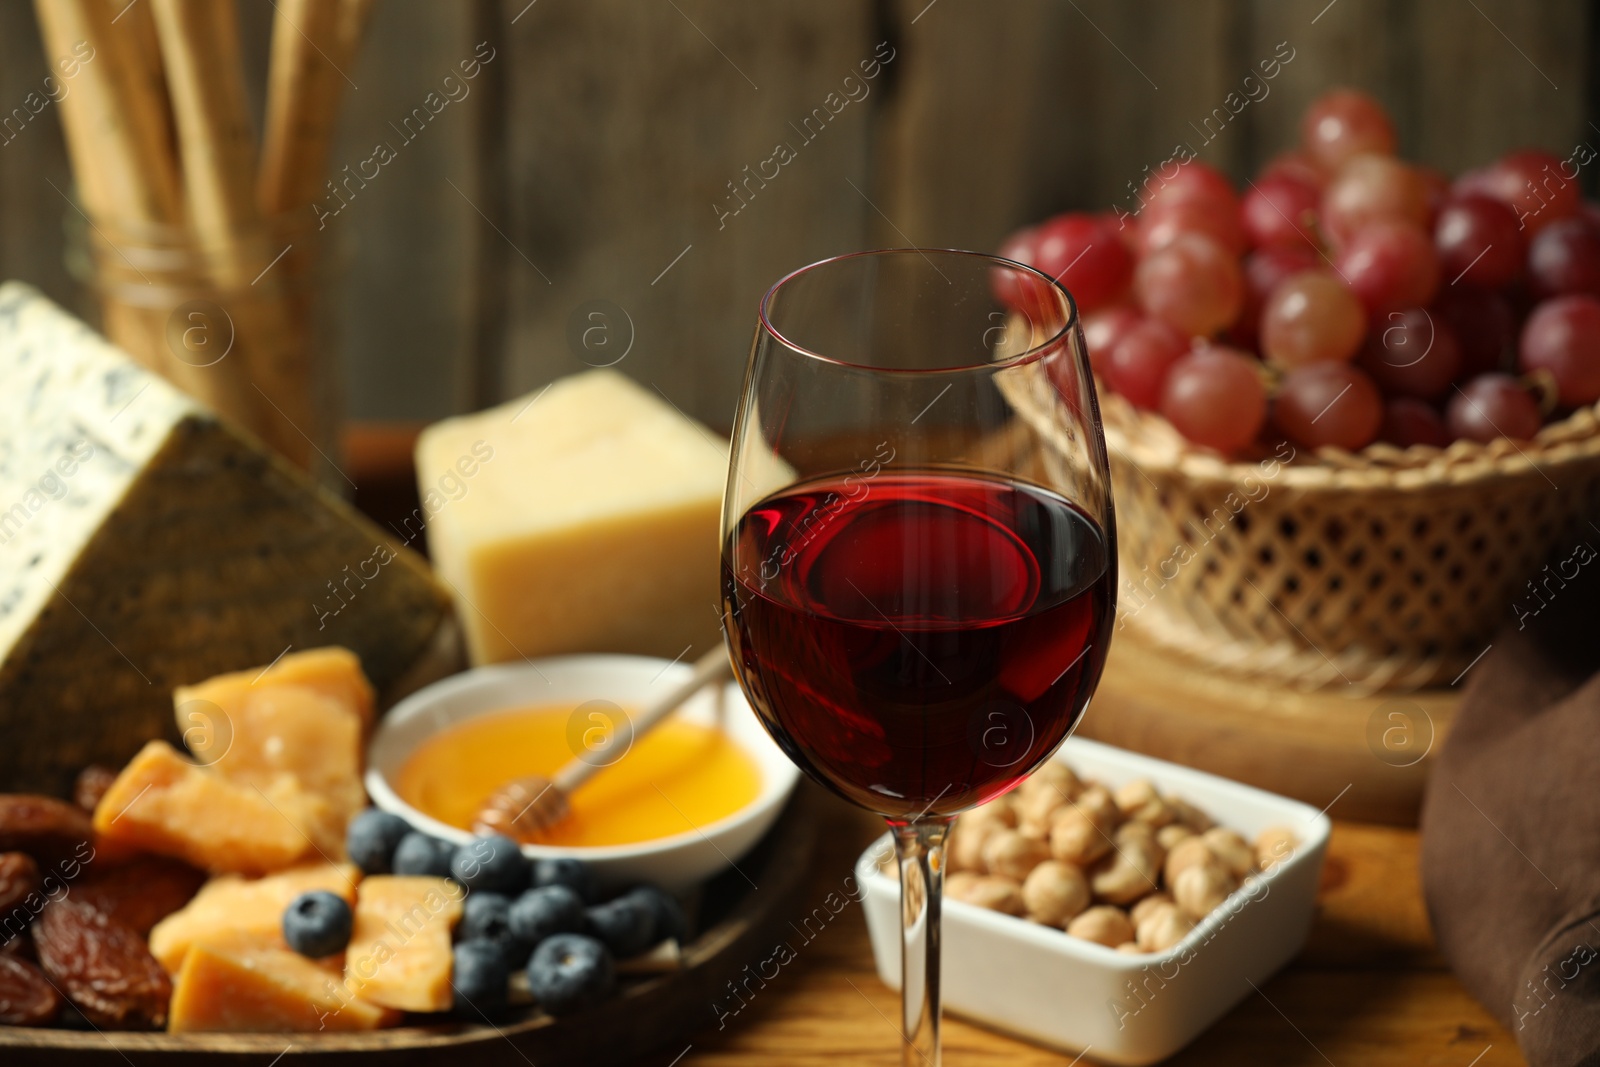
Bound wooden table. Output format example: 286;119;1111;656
659;788;1523;1067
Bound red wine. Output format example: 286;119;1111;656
722;470;1115;821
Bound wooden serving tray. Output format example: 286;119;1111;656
0;792;819;1067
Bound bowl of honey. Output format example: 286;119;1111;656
365;653;801;889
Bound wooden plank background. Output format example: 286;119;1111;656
0;0;1593;428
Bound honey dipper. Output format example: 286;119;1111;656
473;649;734;842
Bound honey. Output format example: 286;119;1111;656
394;706;763;847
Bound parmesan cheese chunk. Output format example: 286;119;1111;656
415;370;732;664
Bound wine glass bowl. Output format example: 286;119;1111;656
719;249;1116;1064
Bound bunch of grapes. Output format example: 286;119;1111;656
997;87;1600;457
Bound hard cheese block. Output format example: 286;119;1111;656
0;282;452;795
415;369;727;664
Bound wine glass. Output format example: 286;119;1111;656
720;249;1116;1065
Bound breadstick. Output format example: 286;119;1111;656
151;0;313;469
260;0;374;214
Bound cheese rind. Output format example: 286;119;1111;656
0;282;452;795
415;370;727;664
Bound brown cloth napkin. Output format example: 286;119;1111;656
1421;541;1600;1067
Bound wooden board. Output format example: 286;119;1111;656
1077;627;1460;826
0;791;818;1066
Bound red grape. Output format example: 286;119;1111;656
1242;172;1322;251
1260;271;1366;367
1145;159;1239;216
1300;88;1398;173
1417;166;1450;227
993;226;1038;308
1134;232;1244;338
1105;319;1190;409
1470;149;1581;235
1379;397;1450;448
1030;213;1135;314
1334;220;1440;315
1159;347;1267;453
1137;198;1247;256
1527;217;1600;300
1519;294;1600;407
1446;374;1543;441
1433;287;1515;377
1081;305;1142;375
1321;155;1430;246
1274;363;1383;451
1261;151;1326;191
1433;194;1526;289
1357;308;1461;399
1230;246;1323;348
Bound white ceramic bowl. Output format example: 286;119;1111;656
366;654;800;891
857;736;1331;1066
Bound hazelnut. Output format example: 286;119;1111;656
1074;785;1121;830
1090;837;1162;905
1135;901;1196;951
1254;825;1298;872
1113;778;1160;815
1018;762;1083;805
1066;905;1135;948
947;820;994;873
1049;801;1114;867
947;872;1024;915
1163;835;1216;887
946;870;982;898
1172;861;1237;920
1166;795;1216;833
963;795;1018;831
1021;860;1090;927
1157;823;1195;851
982;828;1050;881
1129;891;1175;927
1115;941;1145;954
1015;783;1068;836
1202;828;1256;880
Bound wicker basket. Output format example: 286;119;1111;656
1085;391;1600;692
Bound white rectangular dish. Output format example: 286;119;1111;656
856;736;1331;1066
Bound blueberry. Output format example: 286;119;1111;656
459;892;524;959
622;885;687;945
450;834;529;894
584;895;655;959
392;831;455;878
345;810;411;875
282;891;353;958
526;933;614;1015
508;885;584;947
452;939;511;1012
532;857;595;902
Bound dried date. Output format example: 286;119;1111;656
0;954;60;1026
0;852;41;918
73;766;119;814
75;855;206;937
0;796;94;870
34;897;169;1030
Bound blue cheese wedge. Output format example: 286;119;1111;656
0;281;451;794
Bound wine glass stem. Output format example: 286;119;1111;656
892;817;951;1067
